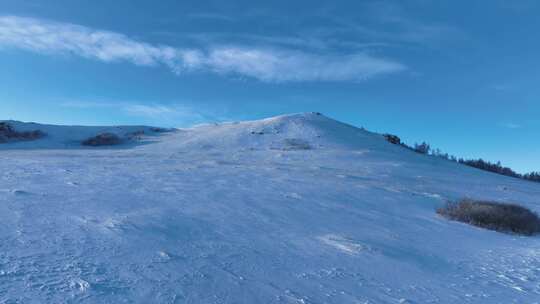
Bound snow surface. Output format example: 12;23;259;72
1;113;540;303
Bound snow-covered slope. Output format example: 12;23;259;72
0;120;167;149
1;113;539;303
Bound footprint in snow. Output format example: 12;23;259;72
353;149;370;155
318;234;371;255
408;191;446;201
418;192;443;200
11;189;31;196
70;278;90;293
155;251;172;262
286;193;302;200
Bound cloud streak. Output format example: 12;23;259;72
202;47;404;82
501;122;521;129
0;15;405;82
0;16;184;71
60;99;224;127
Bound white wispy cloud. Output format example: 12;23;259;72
0;15;405;82
124;104;174;116
490;84;515;92
125;104;188;118
501;122;522;129
59;99;227;126
0;15;185;71
202;47;405;82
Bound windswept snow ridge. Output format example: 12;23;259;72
1;113;540;303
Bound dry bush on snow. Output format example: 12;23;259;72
0;122;45;143
82;133;121;146
438;199;540;235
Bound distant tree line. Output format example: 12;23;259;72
383;134;540;183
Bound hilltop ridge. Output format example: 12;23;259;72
0;112;388;151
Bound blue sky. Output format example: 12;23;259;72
1;0;539;172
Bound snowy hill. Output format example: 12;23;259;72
0;120;169;149
1;113;539;303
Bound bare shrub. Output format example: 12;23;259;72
437;199;540;235
150;127;170;133
82;133;121;146
283;138;311;150
0;122;45;143
126;130;145;141
383;133;401;145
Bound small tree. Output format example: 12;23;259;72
383;134;401;145
524;172;540;182
414;142;430;154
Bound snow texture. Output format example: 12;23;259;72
1;113;540;303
